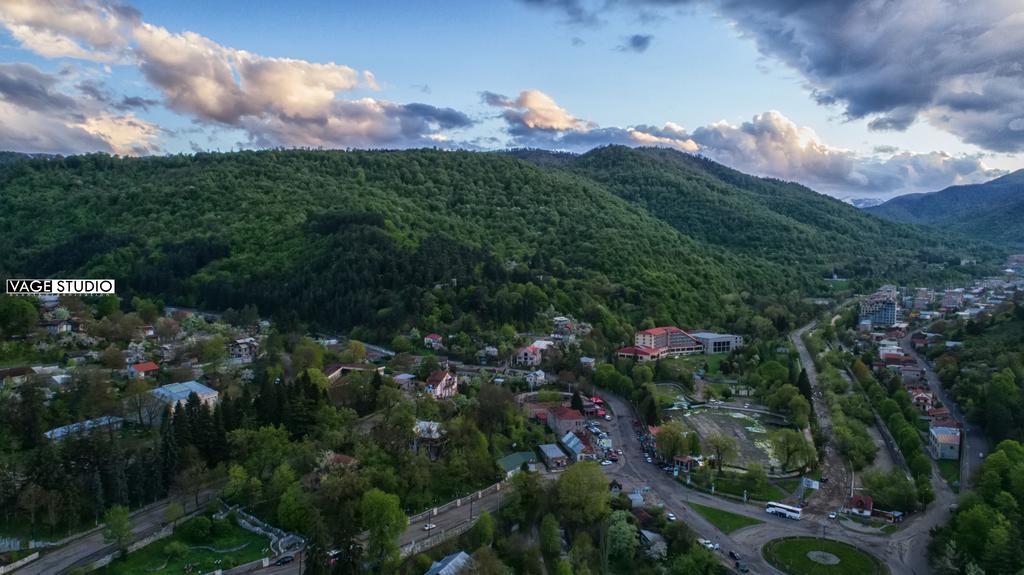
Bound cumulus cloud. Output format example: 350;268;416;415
0;0;136;62
0;0;475;150
483;89;699;152
485;89;1001;197
0;63;158;154
520;0;1024;152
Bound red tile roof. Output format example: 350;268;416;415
425;333;442;340
131;361;159;373
427;370;451;385
637;326;685;336
616;345;664;356
849;494;873;510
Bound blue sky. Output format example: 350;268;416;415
1;0;1021;199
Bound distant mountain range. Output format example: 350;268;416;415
846;197;885;209
867;170;1024;247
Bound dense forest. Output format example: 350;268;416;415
868;170;1024;248
0;148;993;347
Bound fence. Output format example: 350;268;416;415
407;480;507;524
221;504;302;556
0;553;39;574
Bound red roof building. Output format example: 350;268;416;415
848;494;873;516
129;361;159;378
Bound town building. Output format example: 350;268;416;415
128;361;160;379
423;333;444;350
617;326;704;362
860;286;899;327
526;369;546;388
426;370;458;399
539;443;569;469
848;494;874;517
515;345;543;367
548;406;586;437
150;380;219;412
942;289;965;310
425;551;471;575
929;420;962;460
496;451;538;477
229;337;259;363
44;416;123;441
412;420;446;460
688;332;744;354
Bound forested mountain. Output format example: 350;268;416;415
0;148;990;344
515;146;998;280
867;170;1024;247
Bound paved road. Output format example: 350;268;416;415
900;330;988;484
15;488;219;575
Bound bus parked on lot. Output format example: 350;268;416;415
765;501;802;520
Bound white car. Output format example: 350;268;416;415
600;459;614;466
666;512;677;521
605;414;613;421
423;523;437;531
828;512;837;520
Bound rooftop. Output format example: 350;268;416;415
44;416;123;440
150;380;217;403
497;451;536;472
539;443;566;459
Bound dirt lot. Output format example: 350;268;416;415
672;409;782;469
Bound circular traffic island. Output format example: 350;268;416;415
762;537;889;575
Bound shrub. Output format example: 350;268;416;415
210;518;232;538
163;541;188;559
177;516;211;543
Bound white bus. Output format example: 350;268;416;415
765;502;802;520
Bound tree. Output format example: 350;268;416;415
470;510;494;548
742;463;767;495
540;513;561;557
101;344;124;369
669;547;719;575
556;462;609;527
360;488;407;566
771;429;813;471
340;340;366;364
277;483;309;532
656;421;689;461
0;295;37;337
607;510;638;564
706;433;737;471
163;502;184;527
102;505;132;555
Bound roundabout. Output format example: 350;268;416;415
762;537;889;575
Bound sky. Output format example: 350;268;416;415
1;0;1023;200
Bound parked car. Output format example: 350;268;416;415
728;551;741;560
423;523;437;531
605;414;613;421
828;512;837;520
274;556;295;566
600;460;614;466
666;512;677;522
735;561;750;573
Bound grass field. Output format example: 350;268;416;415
775;478;802;494
937;459;960;489
762;537;888;575
98;519;268;575
688;502;763;534
712;476;789;502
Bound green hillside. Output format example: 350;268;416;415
520;146;994;281
0;148;989;344
867;170;1024;247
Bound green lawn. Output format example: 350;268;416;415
775;478;802;494
98;519;268;575
763;537;888;575
937;459;960;488
709;475;788;502
688;502;763;534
